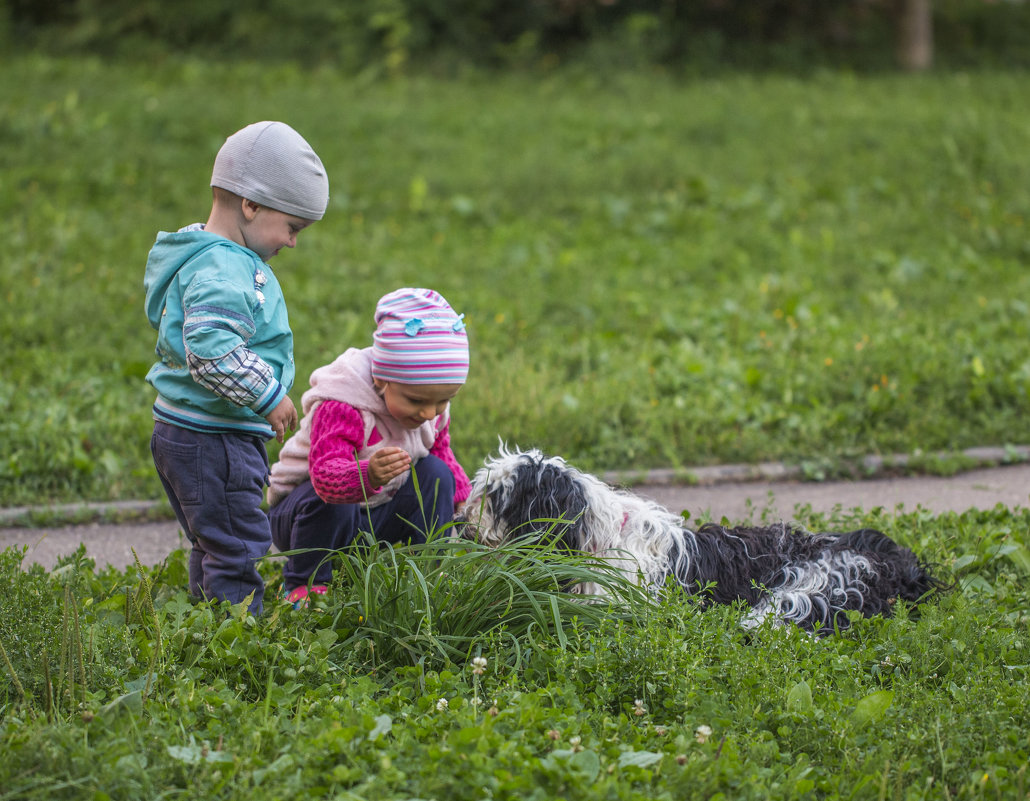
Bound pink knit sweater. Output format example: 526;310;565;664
308;399;471;505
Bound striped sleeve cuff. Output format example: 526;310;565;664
252;376;286;416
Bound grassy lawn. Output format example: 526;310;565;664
2;56;1029;506
1;502;1029;799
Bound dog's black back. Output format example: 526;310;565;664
668;522;944;631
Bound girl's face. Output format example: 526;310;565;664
374;380;463;429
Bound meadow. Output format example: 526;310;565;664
2;56;1030;506
2;55;1030;798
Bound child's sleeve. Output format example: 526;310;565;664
180;274;287;417
308;401;382;504
430;419;472;504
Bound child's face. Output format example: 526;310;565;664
242;202;314;261
374;381;463;429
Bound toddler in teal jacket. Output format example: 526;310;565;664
144;121;328;614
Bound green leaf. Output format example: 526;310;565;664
786;680;813;713
952;553;978;571
850;690;893;727
960;574;995;596
100;689;142;719
618;749;664;768
1001;544;1030;574
570;749;601;780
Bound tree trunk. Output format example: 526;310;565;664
896;0;933;71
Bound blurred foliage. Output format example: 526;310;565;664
2;0;1030;74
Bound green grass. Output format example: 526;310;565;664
1;502;1028;799
2;55;1030;507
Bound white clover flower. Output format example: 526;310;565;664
633;699;647;717
472;656;488;675
436;698;449;711
695;724;713;744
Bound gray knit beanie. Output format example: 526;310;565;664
211;121;329;221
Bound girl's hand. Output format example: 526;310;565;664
368;447;412;487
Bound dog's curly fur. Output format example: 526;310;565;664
455;445;946;633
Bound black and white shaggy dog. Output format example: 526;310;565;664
455;446;946;633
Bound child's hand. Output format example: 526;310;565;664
368;447;412;488
266;396;298;443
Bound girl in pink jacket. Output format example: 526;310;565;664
268;288;471;604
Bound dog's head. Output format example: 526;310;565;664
455;445;588;550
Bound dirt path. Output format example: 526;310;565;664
2;462;1027;571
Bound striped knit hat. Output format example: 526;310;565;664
371;288;469;385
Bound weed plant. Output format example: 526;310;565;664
2;56;1030;505
1;502;1028;799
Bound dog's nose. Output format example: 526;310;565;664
450;512;477;540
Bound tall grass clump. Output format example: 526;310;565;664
283;529;655;672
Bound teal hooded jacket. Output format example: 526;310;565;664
144;226;294;439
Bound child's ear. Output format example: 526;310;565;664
372;378;387;395
242;198;262;220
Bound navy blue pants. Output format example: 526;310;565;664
151;421;271;614
270;455;455;592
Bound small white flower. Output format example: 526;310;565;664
472;656;488;675
472;696;482;706
569;735;582;750
436;698;449;711
695;724;713;744
633;699;647;717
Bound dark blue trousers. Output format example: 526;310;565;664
269;455;455;592
151;421;271;614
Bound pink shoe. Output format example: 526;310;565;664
285;584;328;608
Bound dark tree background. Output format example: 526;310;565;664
1;0;1027;72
